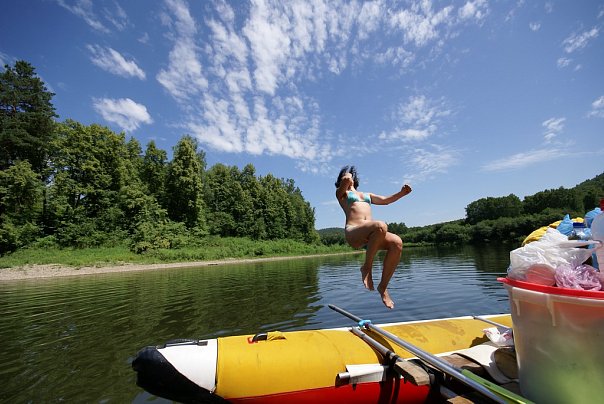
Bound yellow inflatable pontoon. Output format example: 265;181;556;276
133;309;514;403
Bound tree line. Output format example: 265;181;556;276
321;173;604;247
0;60;318;256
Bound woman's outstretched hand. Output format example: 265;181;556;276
401;184;412;196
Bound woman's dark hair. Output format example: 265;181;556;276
334;165;359;188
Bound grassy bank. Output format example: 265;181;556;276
0;237;353;269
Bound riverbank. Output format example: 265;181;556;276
0;252;361;281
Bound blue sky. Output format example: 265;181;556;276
1;0;603;230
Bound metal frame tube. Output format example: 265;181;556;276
329;304;508;404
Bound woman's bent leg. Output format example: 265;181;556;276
361;222;387;290
345;221;387;290
377;232;403;309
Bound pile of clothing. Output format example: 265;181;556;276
508;207;603;291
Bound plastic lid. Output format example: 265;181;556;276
498;277;604;299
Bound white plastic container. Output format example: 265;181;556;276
500;278;604;404
591;210;604;269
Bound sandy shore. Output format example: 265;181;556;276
0;252;359;281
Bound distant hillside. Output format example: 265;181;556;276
317;227;344;246
319;172;604;246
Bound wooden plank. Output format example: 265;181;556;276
393;359;430;386
441;354;486;377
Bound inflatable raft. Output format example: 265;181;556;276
132;306;518;403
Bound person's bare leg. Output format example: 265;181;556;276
377;233;403;309
359;222;387;290
345;221;387;291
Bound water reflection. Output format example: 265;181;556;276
0;245;512;403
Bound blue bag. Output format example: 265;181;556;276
556;214;574;236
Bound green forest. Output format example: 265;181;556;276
0;61;320;258
1;60;603;266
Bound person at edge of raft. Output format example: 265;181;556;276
335;165;412;309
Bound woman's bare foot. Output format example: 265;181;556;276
377;285;394;309
360;265;374;290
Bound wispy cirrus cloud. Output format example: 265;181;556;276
57;0;129;33
482;148;568;172
103;2;129;31
388;0;487;48
403;145;460;183
0;51;13;68
588;96;604;118
154;0;488;170
379;95;452;142
87;45;145;79
458;0;488;22
562;27;599;53
556;26;599;70
557;57;572;69
389;5;453;47
243;3;295;95
483;115;570;171
93;97;152;132
156;0;207;102
542;117;565;143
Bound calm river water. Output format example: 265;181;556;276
0;244;513;403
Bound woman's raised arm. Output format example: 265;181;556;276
370;184;412;205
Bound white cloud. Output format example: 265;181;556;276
389;4;454;47
206;18;248;70
529;22;541;31
161;0;196;37
504;1;524;23
374;46;415;68
482;148;567;171
588;96;604;118
562;27;599;53
138;32;150;44
485;117;570;170
157;40;208;100
557;57;571;68
188;92;331;161
152;0;487;168
592;96;604;109
87;45;145;79
156;0;207;101
239;0;354;94
542;117;565;142
403;145;460;183
57;0;109;33
93;97;153;132
0;51;13;68
103;2;129;31
400;95;451;125
243;3;291;95
379;96;451;142
155;0;336;166
381;128;431;142
458;0;488;22
57;0;129;33
357;1;383;40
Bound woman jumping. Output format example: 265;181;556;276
335;165;412;309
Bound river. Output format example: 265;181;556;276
0;244;512;403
